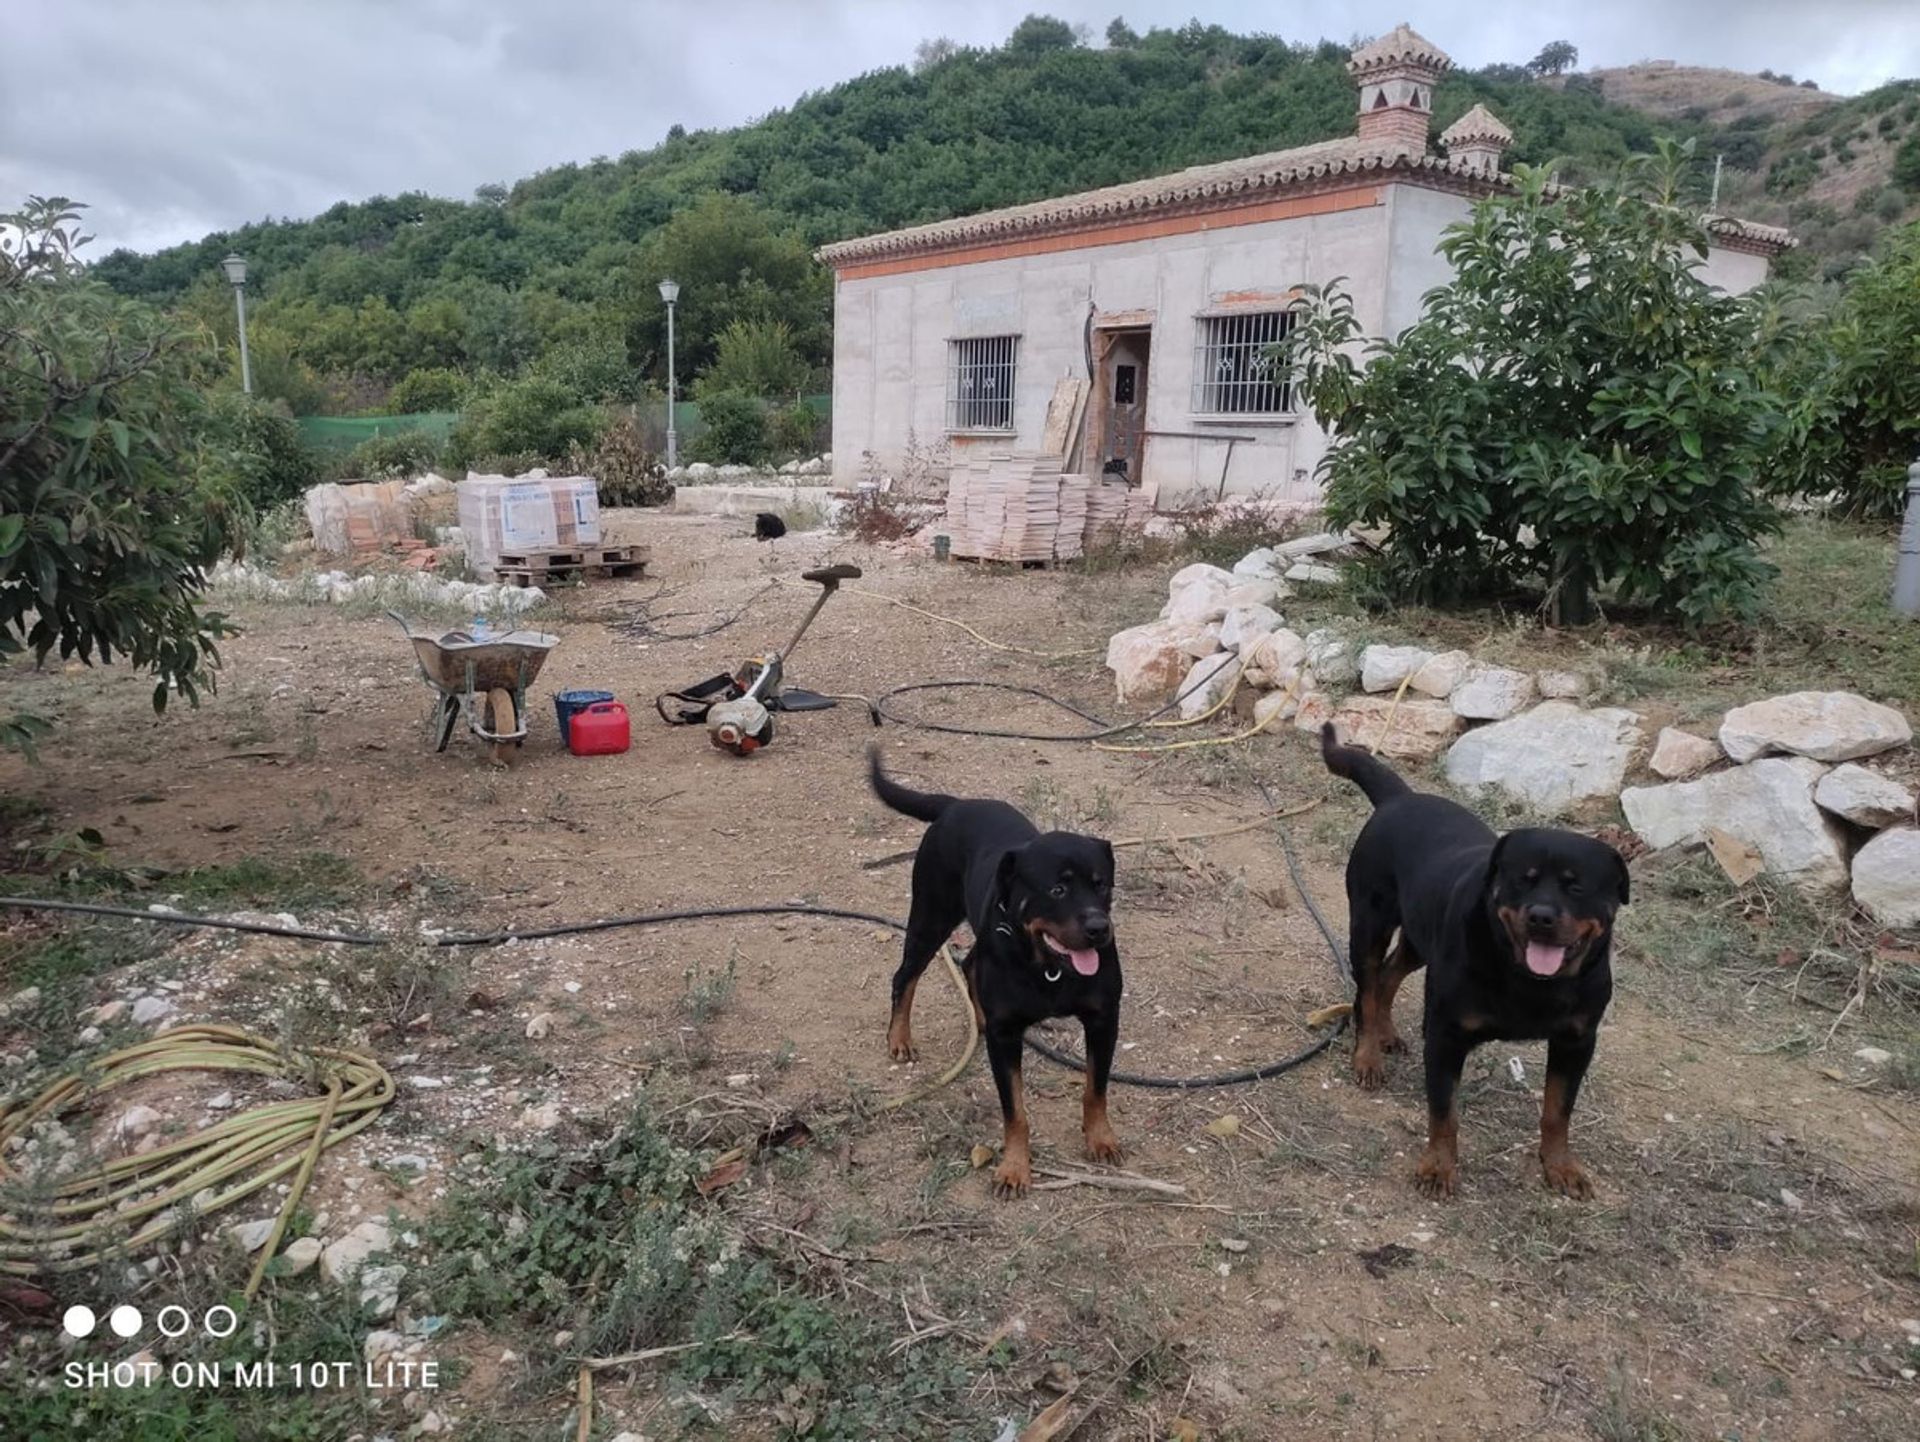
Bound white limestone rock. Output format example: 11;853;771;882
1240;628;1308;689
1620;756;1848;893
1359;645;1433;694
1331;695;1463;760
1649;727;1722;780
1231;548;1284;580
1408;650;1471;699
1161;562;1236;625
1850;828;1920;928
1449;665;1535;721
1718;691;1912;764
1177;653;1241;721
1106;623;1189;706
1535;670;1590;701
1813;764;1915;830
1219;604;1282;654
1303;628;1357;686
1444;702;1643;814
321;1218;393;1286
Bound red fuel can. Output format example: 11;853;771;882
567;700;630;757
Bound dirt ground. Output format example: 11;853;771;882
3;509;1918;1440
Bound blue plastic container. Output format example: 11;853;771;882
553;690;615;747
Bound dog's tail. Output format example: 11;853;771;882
1320;722;1411;808
868;747;955;824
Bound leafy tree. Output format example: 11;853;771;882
1792;220;1920;518
694;318;809;400
1527;41;1579;77
386;365;468;414
1285;145;1797;625
1106;18;1140;48
532;329;638;403
913;37;960;72
1;198;240;752
625;194;828;382
446;376;604;471
689;391;768;464
1007;16;1079;53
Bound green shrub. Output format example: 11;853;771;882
199;390;320;507
1792;220;1920;519
446;375;604;471
689;389;768;464
769;400;823;458
384;365;467;413
568;412;672;506
345;428;442;479
695;317;809;400
1287;143;1798;625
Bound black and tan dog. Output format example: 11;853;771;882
1321;724;1629;1199
869;749;1122;1198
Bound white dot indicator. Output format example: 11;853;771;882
108;1304;142;1338
62;1305;97;1338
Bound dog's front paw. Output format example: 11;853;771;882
1083;1122;1123;1165
991;1154;1032;1199
885;1026;916;1063
1540;1149;1594;1200
1379;1030;1408;1055
1352;1042;1388;1090
1413;1148;1457;1198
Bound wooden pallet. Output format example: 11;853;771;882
494;543;651;586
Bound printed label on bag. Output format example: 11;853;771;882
499;484;558;549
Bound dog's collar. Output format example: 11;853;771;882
1043;967;1062;983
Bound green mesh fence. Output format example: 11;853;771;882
296;412;460;456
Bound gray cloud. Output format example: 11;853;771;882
5;1;1916;255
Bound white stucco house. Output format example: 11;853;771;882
817;25;1791;509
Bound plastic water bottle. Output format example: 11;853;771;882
470;615;491;641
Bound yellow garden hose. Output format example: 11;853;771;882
0;1025;393;1294
844;585;1100;660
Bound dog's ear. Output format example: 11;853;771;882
1610;847;1631;907
1485;833;1510;890
1098;838;1116;881
994;848;1023;911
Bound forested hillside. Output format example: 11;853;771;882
88;16;1920;415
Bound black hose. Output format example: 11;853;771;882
1;860;1350;1090
874;657;1234;743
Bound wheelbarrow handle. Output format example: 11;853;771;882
386;609;416;640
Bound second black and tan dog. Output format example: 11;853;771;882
1322;724;1630;1199
869;749;1122;1198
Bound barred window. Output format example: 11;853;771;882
1191;310;1295;416
948;335;1018;431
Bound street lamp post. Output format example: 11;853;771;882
220;252;252;395
658;278;680;467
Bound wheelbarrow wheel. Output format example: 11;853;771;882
485;688;517;769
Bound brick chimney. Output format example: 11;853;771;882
1347;23;1452;157
1439;103;1513;176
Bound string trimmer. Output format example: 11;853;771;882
655;563;874;755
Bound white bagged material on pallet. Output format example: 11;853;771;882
457;474;601;573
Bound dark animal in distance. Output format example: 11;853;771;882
1321;723;1630;1200
753;512;787;542
868;749;1123;1199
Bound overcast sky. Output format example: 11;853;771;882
6;1;1919;256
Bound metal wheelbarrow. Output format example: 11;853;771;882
388;611;559;765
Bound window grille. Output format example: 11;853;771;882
1191;310;1295;415
948;335;1018;431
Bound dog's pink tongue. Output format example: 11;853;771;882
1067;947;1100;976
1525;942;1567;977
